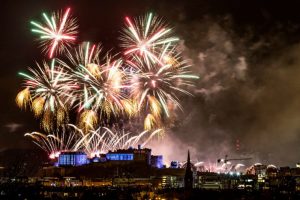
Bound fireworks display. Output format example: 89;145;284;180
17;9;198;158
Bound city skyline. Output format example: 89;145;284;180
1;0;300;167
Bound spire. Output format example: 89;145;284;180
184;150;193;190
187;150;190;165
186;150;192;172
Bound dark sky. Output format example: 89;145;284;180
1;0;300;166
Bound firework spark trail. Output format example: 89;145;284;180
69;124;163;158
25;130;80;159
31;8;78;58
69;124;116;157
16;87;31;110
64;42;102;73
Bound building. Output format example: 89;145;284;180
58;152;88;166
151;155;163;169
56;145;160;168
42;146;164;179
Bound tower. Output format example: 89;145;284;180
184;150;193;190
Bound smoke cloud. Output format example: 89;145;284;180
147;0;300;167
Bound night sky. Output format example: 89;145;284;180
1;0;300;166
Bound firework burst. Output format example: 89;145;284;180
31;8;78;58
121;13;179;65
128;45;199;130
19;60;77;131
59;49;128;130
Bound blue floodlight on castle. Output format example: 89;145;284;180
151;155;163;168
91;157;100;163
106;153;134;161
58;152;88;166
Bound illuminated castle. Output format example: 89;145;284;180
56;145;163;169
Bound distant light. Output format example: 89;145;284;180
236;172;241;176
229;172;233;176
106;153;134;161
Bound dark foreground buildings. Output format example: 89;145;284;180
0;147;300;199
